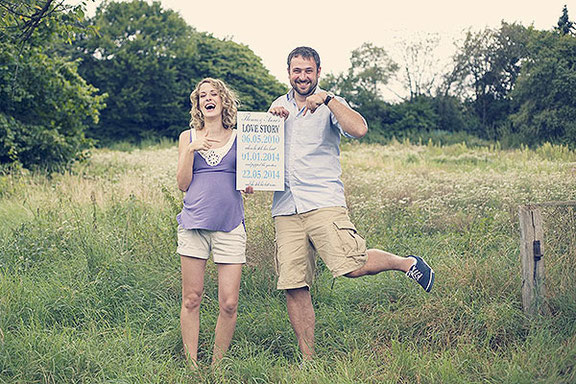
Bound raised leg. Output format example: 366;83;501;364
345;249;414;278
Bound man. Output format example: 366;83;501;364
268;47;435;361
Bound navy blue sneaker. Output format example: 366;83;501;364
406;255;435;292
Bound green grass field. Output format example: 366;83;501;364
1;140;575;383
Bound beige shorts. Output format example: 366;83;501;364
177;223;246;264
274;207;367;290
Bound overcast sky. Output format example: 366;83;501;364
160;1;573;82
84;0;575;98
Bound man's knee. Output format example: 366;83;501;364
344;267;364;278
285;286;310;301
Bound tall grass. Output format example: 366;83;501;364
1;141;575;383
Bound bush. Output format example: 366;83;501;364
0;114;92;172
0;41;105;171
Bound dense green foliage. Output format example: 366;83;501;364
0;0;105;171
1;1;574;171
1;142;575;382
322;8;576;148
322;42;399;106
0;0;286;171
451;21;576;147
70;0;286;144
449;23;530;133
508;29;576;146
70;0;197;142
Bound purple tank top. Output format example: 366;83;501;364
176;130;244;232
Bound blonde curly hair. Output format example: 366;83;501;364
189;78;239;130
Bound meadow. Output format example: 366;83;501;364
1;140;575;383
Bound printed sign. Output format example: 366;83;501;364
236;111;284;191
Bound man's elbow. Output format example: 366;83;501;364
354;124;368;138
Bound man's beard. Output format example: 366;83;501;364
293;79;317;96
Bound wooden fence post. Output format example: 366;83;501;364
518;205;546;316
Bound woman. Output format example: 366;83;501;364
176;78;251;367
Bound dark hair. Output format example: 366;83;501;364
287;46;321;70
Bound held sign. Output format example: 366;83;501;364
236;111;285;191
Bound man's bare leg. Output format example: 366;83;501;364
345;249;435;292
285;287;315;360
345;249;414;277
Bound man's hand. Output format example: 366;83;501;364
268;107;290;119
242;186;254;194
303;92;328;116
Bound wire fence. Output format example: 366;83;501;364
539;203;576;315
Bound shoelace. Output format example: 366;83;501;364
406;266;423;282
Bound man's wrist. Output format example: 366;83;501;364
324;91;334;106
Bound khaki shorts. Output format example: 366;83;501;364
177;222;246;264
274;207;367;289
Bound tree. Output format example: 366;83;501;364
193;34;287;113
0;0;105;171
509;29;576;146
349;43;398;100
69;0;200;143
0;0;93;46
444;23;530;138
394;33;443;101
322;40;492;143
555;5;575;36
320;43;399;141
70;0;286;144
322;42;398;105
322;42;466;142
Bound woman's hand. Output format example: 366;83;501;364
189;130;220;152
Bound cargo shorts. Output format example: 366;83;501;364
274;207;368;290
